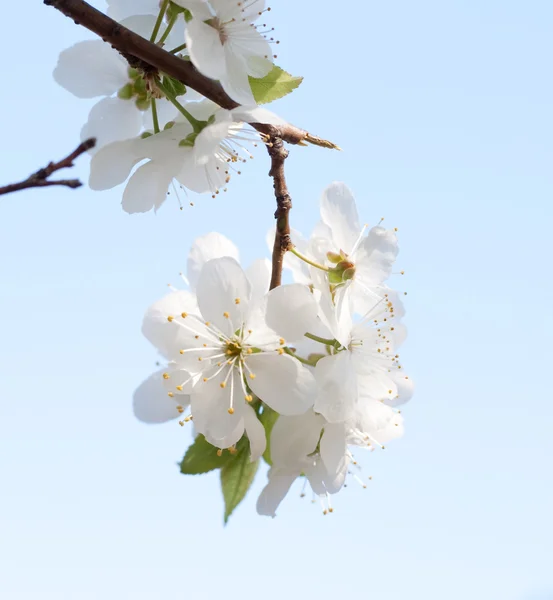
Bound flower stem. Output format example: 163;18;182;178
151;98;160;134
283;347;312;366
169;43;187;54
157;13;177;45
156;79;204;132
305;332;337;347
150;0;169;43
289;246;330;272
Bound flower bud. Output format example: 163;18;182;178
326;251;342;264
135;96;151;111
328;260;356;284
117;83;134;100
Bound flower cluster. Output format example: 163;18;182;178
135;182;412;516
54;0;283;213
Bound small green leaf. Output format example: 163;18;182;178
249;65;303;105
161;75;187;98
180;435;232;475
259;406;279;466
220;447;259;523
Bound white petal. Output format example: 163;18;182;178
54;40;128;98
195;257;251;336
320;182;361;253
243;404;266;462
133;369;187;423
320;422;348;476
141;290;200;358
270;411;325;467
314;352;358;423
81;97;142;151
172;0;212;20
256;468;297;517
245;259;271;304
265;283;319;343
122;160;175;214
185;18;226;80
190;368;245;444
161;368;195;395
88;138;141;190
312;268;353;347
247;353;316;415
221;48;256;105
230;106;287;126
187;232;240;290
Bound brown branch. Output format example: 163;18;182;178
268;137;292;290
43;0;339;149
0;138;96;197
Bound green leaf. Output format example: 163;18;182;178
220;447;259;523
249;65;303;105
179;435;232;475
161;75;187;98
259;406;279;466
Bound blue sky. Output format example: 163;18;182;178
1;1;552;598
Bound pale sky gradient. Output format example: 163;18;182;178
1;1;552;599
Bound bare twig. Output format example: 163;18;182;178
268;137;292;290
43;0;339;149
0;138;96;197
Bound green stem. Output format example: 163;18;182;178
151;98;160;134
157;13;177;45
283;347;312;366
150;0;169;43
169;43;187;54
289;246;330;272
305;332;338;347
156;79;203;132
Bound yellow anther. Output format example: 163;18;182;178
245;395;253;402
226;350;232;355
217;449;223;457
167;315;174;322
248;329;252;334
203;343;207;348
179;349;184;354
246;348;253;354
235;298;241;304
168;392;174;398
176;405;184;413
203;378;208;382
163;373;170;380
228;446;237;455
223;312;230;319
227;407;235;415
249;373;256;379
277;348;284;355
279;338;285;345
178;420;185;426
198;357;203;362
181;312;187;318
394;227;398;232
194;335;199;340
400;270;405;275
388;390;392;394
220;382;226;389
176;385;183;391
205;321;211;326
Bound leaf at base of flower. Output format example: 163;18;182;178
259;406;279;466
249;66;303;105
179;434;233;475
220;445;259;524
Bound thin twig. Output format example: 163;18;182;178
267;137;292;290
43;0;340;149
0;138;96;196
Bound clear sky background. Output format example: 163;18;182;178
1;1;552;598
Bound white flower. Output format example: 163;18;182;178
257;403;404;517
89;101;285;212
174;0;274;104
106;0;163;20
313;305;413;423
284;182;401;320
140;256;319;452
53;15;184;150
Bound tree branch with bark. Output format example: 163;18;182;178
0;138;96;197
